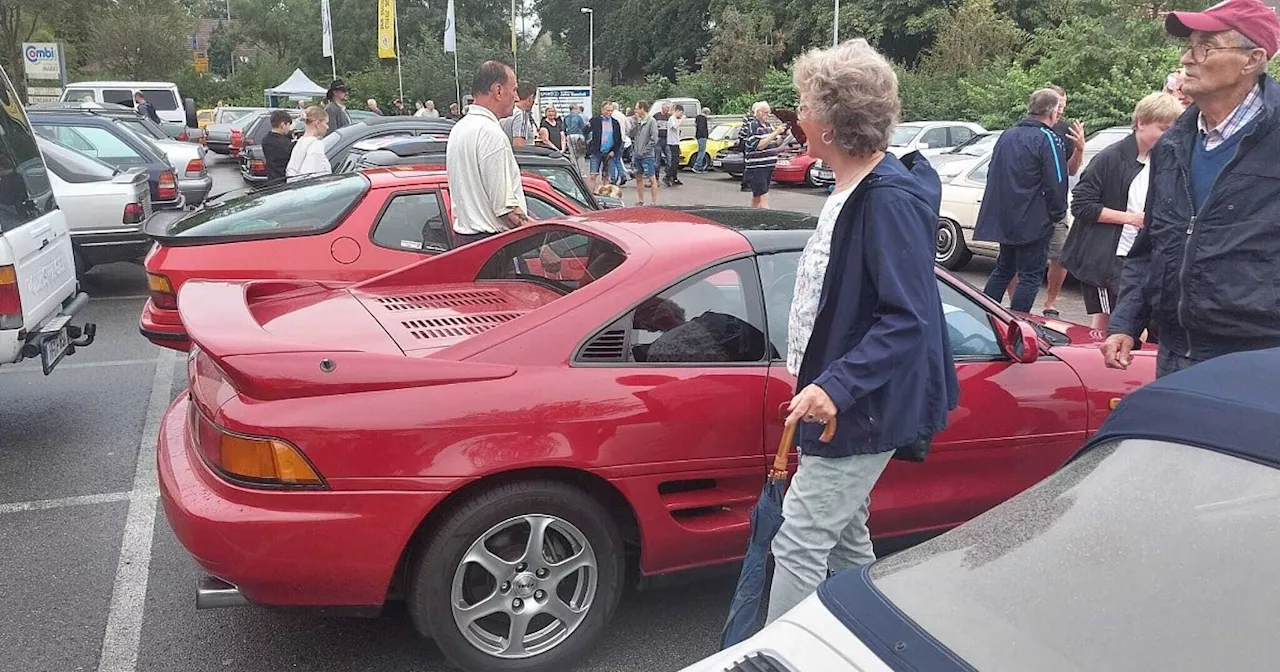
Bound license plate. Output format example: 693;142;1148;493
713;160;723;167
816;169;834;180
39;317;73;375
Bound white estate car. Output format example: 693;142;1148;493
887;121;988;158
0;70;94;374
38;138;154;274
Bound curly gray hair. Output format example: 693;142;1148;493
792;39;900;157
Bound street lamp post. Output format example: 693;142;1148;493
581;7;594;110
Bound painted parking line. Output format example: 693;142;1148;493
0;358;158;376
0;491;132;515
96;349;177;672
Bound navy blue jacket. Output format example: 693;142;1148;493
973;116;1068;246
796;152;960;458
1111;74;1280;360
585;115;622;156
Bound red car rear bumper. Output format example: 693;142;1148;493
157;395;446;607
772;162;810;183
139;300;191;352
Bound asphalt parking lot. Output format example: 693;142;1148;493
0;155;1087;672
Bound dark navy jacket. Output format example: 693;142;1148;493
796;152;960;458
973;116;1068;246
1111;74;1280;360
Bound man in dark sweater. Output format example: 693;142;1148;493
692;107;710;172
262;110;295;186
1103;0;1280;378
653;103;670;175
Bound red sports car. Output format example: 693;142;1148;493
157;207;1155;672
140;168;588;350
772;145;834;187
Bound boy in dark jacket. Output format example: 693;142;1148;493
262;110;295;186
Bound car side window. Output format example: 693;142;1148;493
65;89;95;102
527;166;590;207
969;159;990;184
0;72;54;232
756;251;799;361
629;258;767;364
937;280;1002;357
950;126;974;146
103;89;134;107
920;127;948;149
371;192;451;253
525;195;569;220
37;125;145;166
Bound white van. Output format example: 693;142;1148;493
2;67;94;373
61;81;188;125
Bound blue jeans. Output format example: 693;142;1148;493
693;138;709;171
983;233;1051;313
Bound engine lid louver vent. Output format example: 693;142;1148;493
376;289;509;311
579;329;627;362
402;312;520;340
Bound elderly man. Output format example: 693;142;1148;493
324;79;351;136
446;61;529;246
1103;0;1280;378
974;89;1069;313
741;101;789;208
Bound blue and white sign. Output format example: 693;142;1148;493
22;42;61;80
535;86;592;120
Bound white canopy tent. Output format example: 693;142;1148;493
263;69;328;106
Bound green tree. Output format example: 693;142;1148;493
920;0;1024;77
703;6;784;92
89;0;193;79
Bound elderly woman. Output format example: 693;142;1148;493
286;106;332;178
766;39;959;624
1060;92;1183;331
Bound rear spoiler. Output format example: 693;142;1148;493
179;280;516;401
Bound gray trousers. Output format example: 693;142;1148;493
766;449;893;623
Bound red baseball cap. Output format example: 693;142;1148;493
1166;0;1280;58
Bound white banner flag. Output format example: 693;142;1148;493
444;0;457;53
321;0;334;57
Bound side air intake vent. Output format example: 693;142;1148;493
579;329;627;362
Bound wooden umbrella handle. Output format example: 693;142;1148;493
770;419;837;477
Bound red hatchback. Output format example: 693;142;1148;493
772;145;833;187
158;207;1155;672
140;168;587;350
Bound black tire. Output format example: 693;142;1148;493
936;218;973;270
409;481;624;672
183;98;198;129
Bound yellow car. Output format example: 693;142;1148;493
679;122;741;169
197;109;215;129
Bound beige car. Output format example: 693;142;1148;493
936;155;998;270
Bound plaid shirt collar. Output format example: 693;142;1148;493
1198;83;1265;147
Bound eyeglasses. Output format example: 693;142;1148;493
1183;43;1252;64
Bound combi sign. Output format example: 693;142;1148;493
22;43;61;80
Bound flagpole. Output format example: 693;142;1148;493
394;0;404;103
453;50;461;112
511;0;518;75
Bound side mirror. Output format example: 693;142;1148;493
1002;319;1040;364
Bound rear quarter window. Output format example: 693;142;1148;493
141;89;179;111
168;174;368;239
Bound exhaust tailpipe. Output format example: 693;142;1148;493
196;576;249;609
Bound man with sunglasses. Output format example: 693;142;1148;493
1103;0;1280;378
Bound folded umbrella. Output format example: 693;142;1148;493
720;418;836;648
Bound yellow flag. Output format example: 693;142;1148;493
378;0;397;59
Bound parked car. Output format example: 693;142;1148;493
156;204;1154;672
322;115;454;167
345;136;617;211
888;121;988;158
28;103;213;206
711;147;745;177
206;108;265;155
930;130;1003;182
685;347;1280;672
1082;125;1129;170
140;168;588;349
678;121;741;168
236;109;303;184
0;67;94;374
60;80;195;126
773;145;834;187
38;138;153;273
196;108;214;129
29;110;183;211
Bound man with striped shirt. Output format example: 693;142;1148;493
741;101;789;208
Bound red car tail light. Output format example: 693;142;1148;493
249;159;265;174
147;272;177;310
185;159;204;175
189;403;324;488
178;129;190;142
123;202;145;224
158;171;178;201
0;264;22;328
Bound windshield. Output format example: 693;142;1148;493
477;228;624;293
168;174;367;238
116;116;165;140
38;137;118;182
709;124;737;141
889;125;923;146
231;114;259;130
525;166;591;208
951;133;999;156
869;438;1280;671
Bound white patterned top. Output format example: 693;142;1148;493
787;182;860;376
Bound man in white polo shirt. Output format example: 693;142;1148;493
447;60;530;245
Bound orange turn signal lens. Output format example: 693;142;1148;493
147;273;173;294
1109;397;1122;410
219;434;323;486
0;265;16;285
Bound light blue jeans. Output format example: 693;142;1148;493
766;449;894;623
